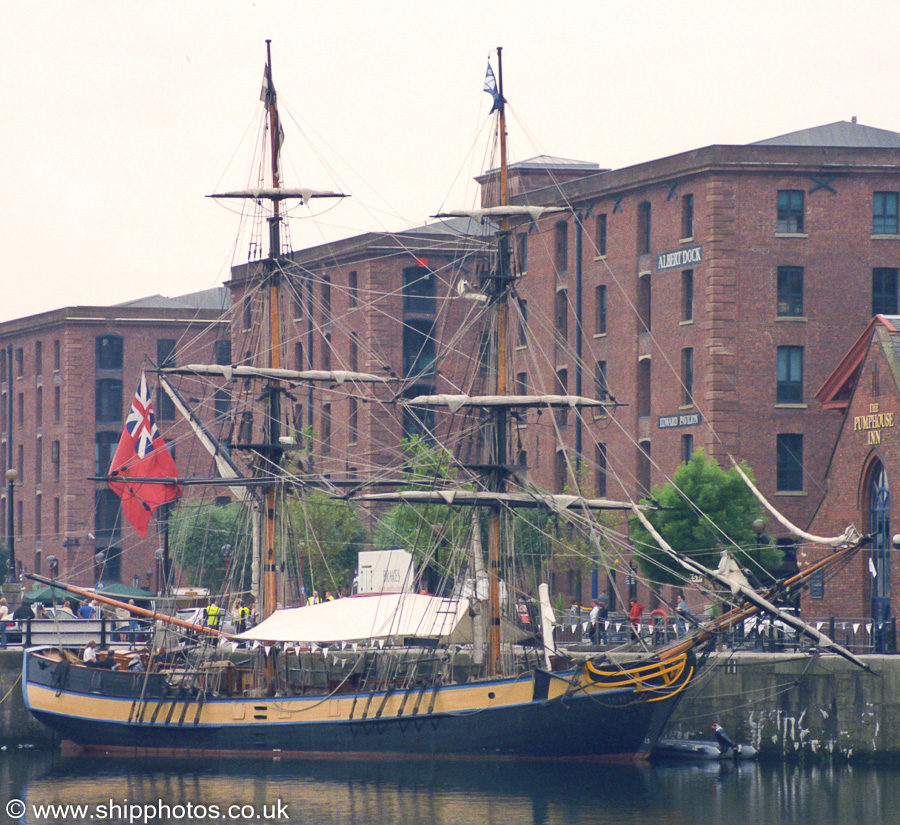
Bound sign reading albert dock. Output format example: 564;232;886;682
656;245;702;271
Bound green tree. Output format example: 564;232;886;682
289;490;368;595
169;500;250;592
628;449;781;586
373;436;472;589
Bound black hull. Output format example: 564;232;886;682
24;650;691;761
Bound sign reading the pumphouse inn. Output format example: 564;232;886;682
656;245;702;271
854;403;895;445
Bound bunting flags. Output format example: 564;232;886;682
107;372;181;537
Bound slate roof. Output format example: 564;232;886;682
507;155;602;172
752;121;900;148
115;286;230;311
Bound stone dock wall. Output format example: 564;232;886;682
663;651;900;762
3;648;900;761
0;651;57;748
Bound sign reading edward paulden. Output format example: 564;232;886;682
854;402;895;445
658;412;702;429
656;245;702;271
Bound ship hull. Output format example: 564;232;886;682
23;648;694;761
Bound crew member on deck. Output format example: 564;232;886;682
82;640;98;664
234;600;250;633
204;600;223;630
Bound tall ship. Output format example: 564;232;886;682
21;44;866;761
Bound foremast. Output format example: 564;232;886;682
209;41;347;621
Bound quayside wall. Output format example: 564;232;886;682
663;651;900;762
3;649;900;761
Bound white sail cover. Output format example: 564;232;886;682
161;365;390;384
434;206;568;221
403;393;608;411
209;188;348;202
236;593;470;645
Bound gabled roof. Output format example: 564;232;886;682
752;121;900;148
507;155;603;172
114;286;230;311
815;315;900;410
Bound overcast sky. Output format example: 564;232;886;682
3;1;899;322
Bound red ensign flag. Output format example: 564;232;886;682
108;372;181;537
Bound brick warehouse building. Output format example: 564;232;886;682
0;288;229;591
220;120;900;613
494;120;900;605
226;218;493;482
4;119;900;618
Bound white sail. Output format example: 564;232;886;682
356;490;644;511
631;505;869;671
208;187;348;202
730;458;863;547
403;393;610;411
434;206;568;222
161;364;392;384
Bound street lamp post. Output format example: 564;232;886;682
94;550;106;588
5;468;17;580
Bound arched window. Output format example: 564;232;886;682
868;459;891;649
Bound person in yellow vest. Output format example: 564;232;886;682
204;600;223;630
234;600;250;633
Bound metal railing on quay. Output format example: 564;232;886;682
552;610;899;655
0;616;153;650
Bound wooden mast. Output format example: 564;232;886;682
262;39;283;621
487;46;509;676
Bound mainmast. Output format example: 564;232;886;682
487;46;510;676
262;39;283;622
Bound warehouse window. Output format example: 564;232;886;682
682;270;694;323
873;192;899;235
777;266;804;317
776;434;803;491
776;190;804;233
777;346;803;404
681;194;694;239
873;268;899;316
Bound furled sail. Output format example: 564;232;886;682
208;187;348;202
402;393;612;412
730;458;863;547
161;365;392;385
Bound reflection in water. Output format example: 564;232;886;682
2;750;900;825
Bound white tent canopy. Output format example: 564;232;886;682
236;593;470;645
